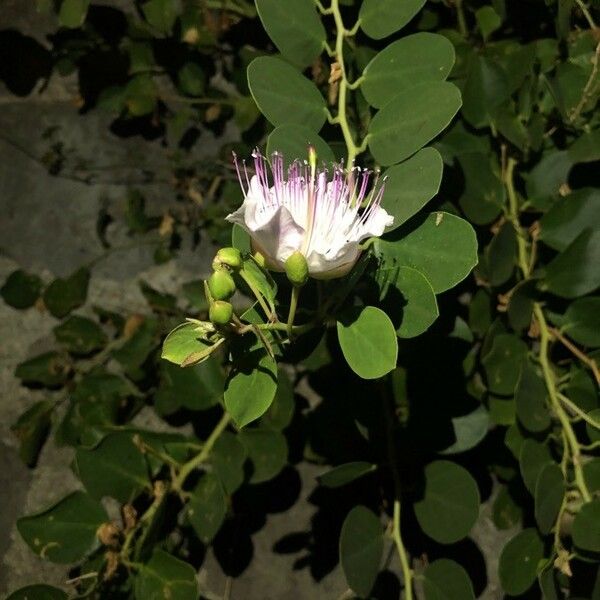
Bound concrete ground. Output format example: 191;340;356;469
0;2;513;598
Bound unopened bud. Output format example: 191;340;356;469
209;300;233;325
208;270;236;300
285;251;309;287
213;247;242;270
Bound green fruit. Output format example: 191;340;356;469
285;251;309;287
214;247;242;270
209;301;233;325
208;270;236;300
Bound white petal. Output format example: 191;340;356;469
355;205;394;241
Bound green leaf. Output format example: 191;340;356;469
462;55;509;128
6;585;67;600
359;0;426;39
58;0;89;28
125;75;157;116
75;432;150;502
413;460;480;544
267;124;335;168
239;428;288;483
318;462;376;488
53;316;107;356
572;499;600;553
140;281;177;312
475;6;502;41
232;224;252;254
482;334;528;396
373;212;478;293
339;506;383;597
134;549;198;600
234;95;261;131
161;321;221;367
515;362;551;432
1;270;43;309
368;82;462;166
260;367;295;431
499;529;544;596
255;0;325;67
15;351;71;387
423;559;475;600
156;357;223;415
507;279;536;332
492;485;522;529
362;33;455;108
542;229;600;298
337;306;398;379
17;491;107;563
562;297;600;347
519;439;552;493
43;267;89;318
237;257;277;309
210;431;247;494
376;265;439;338
178;62;205;96
11;400;54;467
584;458;600;493
457;152;505;225
440;405;490;455
539;188;600;251
534;463;564;535
380;148;443;231
247;57;326;131
225;350;278;428
141;0;178;34
486;222;517;286
187;473;227;544
586;408;600;443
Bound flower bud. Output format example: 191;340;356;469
213;247;242;270
209;300;233;325
285;251;309;287
207;270;236;300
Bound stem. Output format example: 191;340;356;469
575;0;597;28
287;286;301;338
331;0;365;168
172;412;232;493
535;305;592;503
503;157;530;278
382;384;413;600
549;326;600;384
455;0;468;37
558;392;600;429
239;270;274;321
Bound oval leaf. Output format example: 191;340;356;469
256;0;325;67
360;0;426;39
337;306;398;379
368;82;462;166
339;506;383;597
499;529;544;596
134;549;198;600
318;462;377;488
362;33;455;108
267;124;335;168
423;559;475;600
247;56;326;131
572;498;600;552
413;460;480;544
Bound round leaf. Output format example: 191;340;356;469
519;439;553;493
572;499;600;552
381;148;443;231
162;322;220;366
134;549;198;600
563;297;600;347
75;432;150;503
423;559;475;600
187;473;227;544
318;462;377;488
360;0;426;39
499;529;544;596
267;124;335;168
362;33;455;108
256;0;325;67
7;585;67;600
374;212;478;293
260;367;295;431
339;506;383;597
239;428;288;483
1;270;43;309
210;432;247;494
224;351;278;428
17;491;107;563
247;56;326;131
482;334;528;396
515;362;551;432
368;82;462;166
337;306;398;379
376;265;439;338
413;460;480;544
440;405;490;455
534;463;564;534
53;315;107;355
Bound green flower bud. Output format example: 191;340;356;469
214;247;242;270
285;251;309;287
209;300;233;325
207;270;236;300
